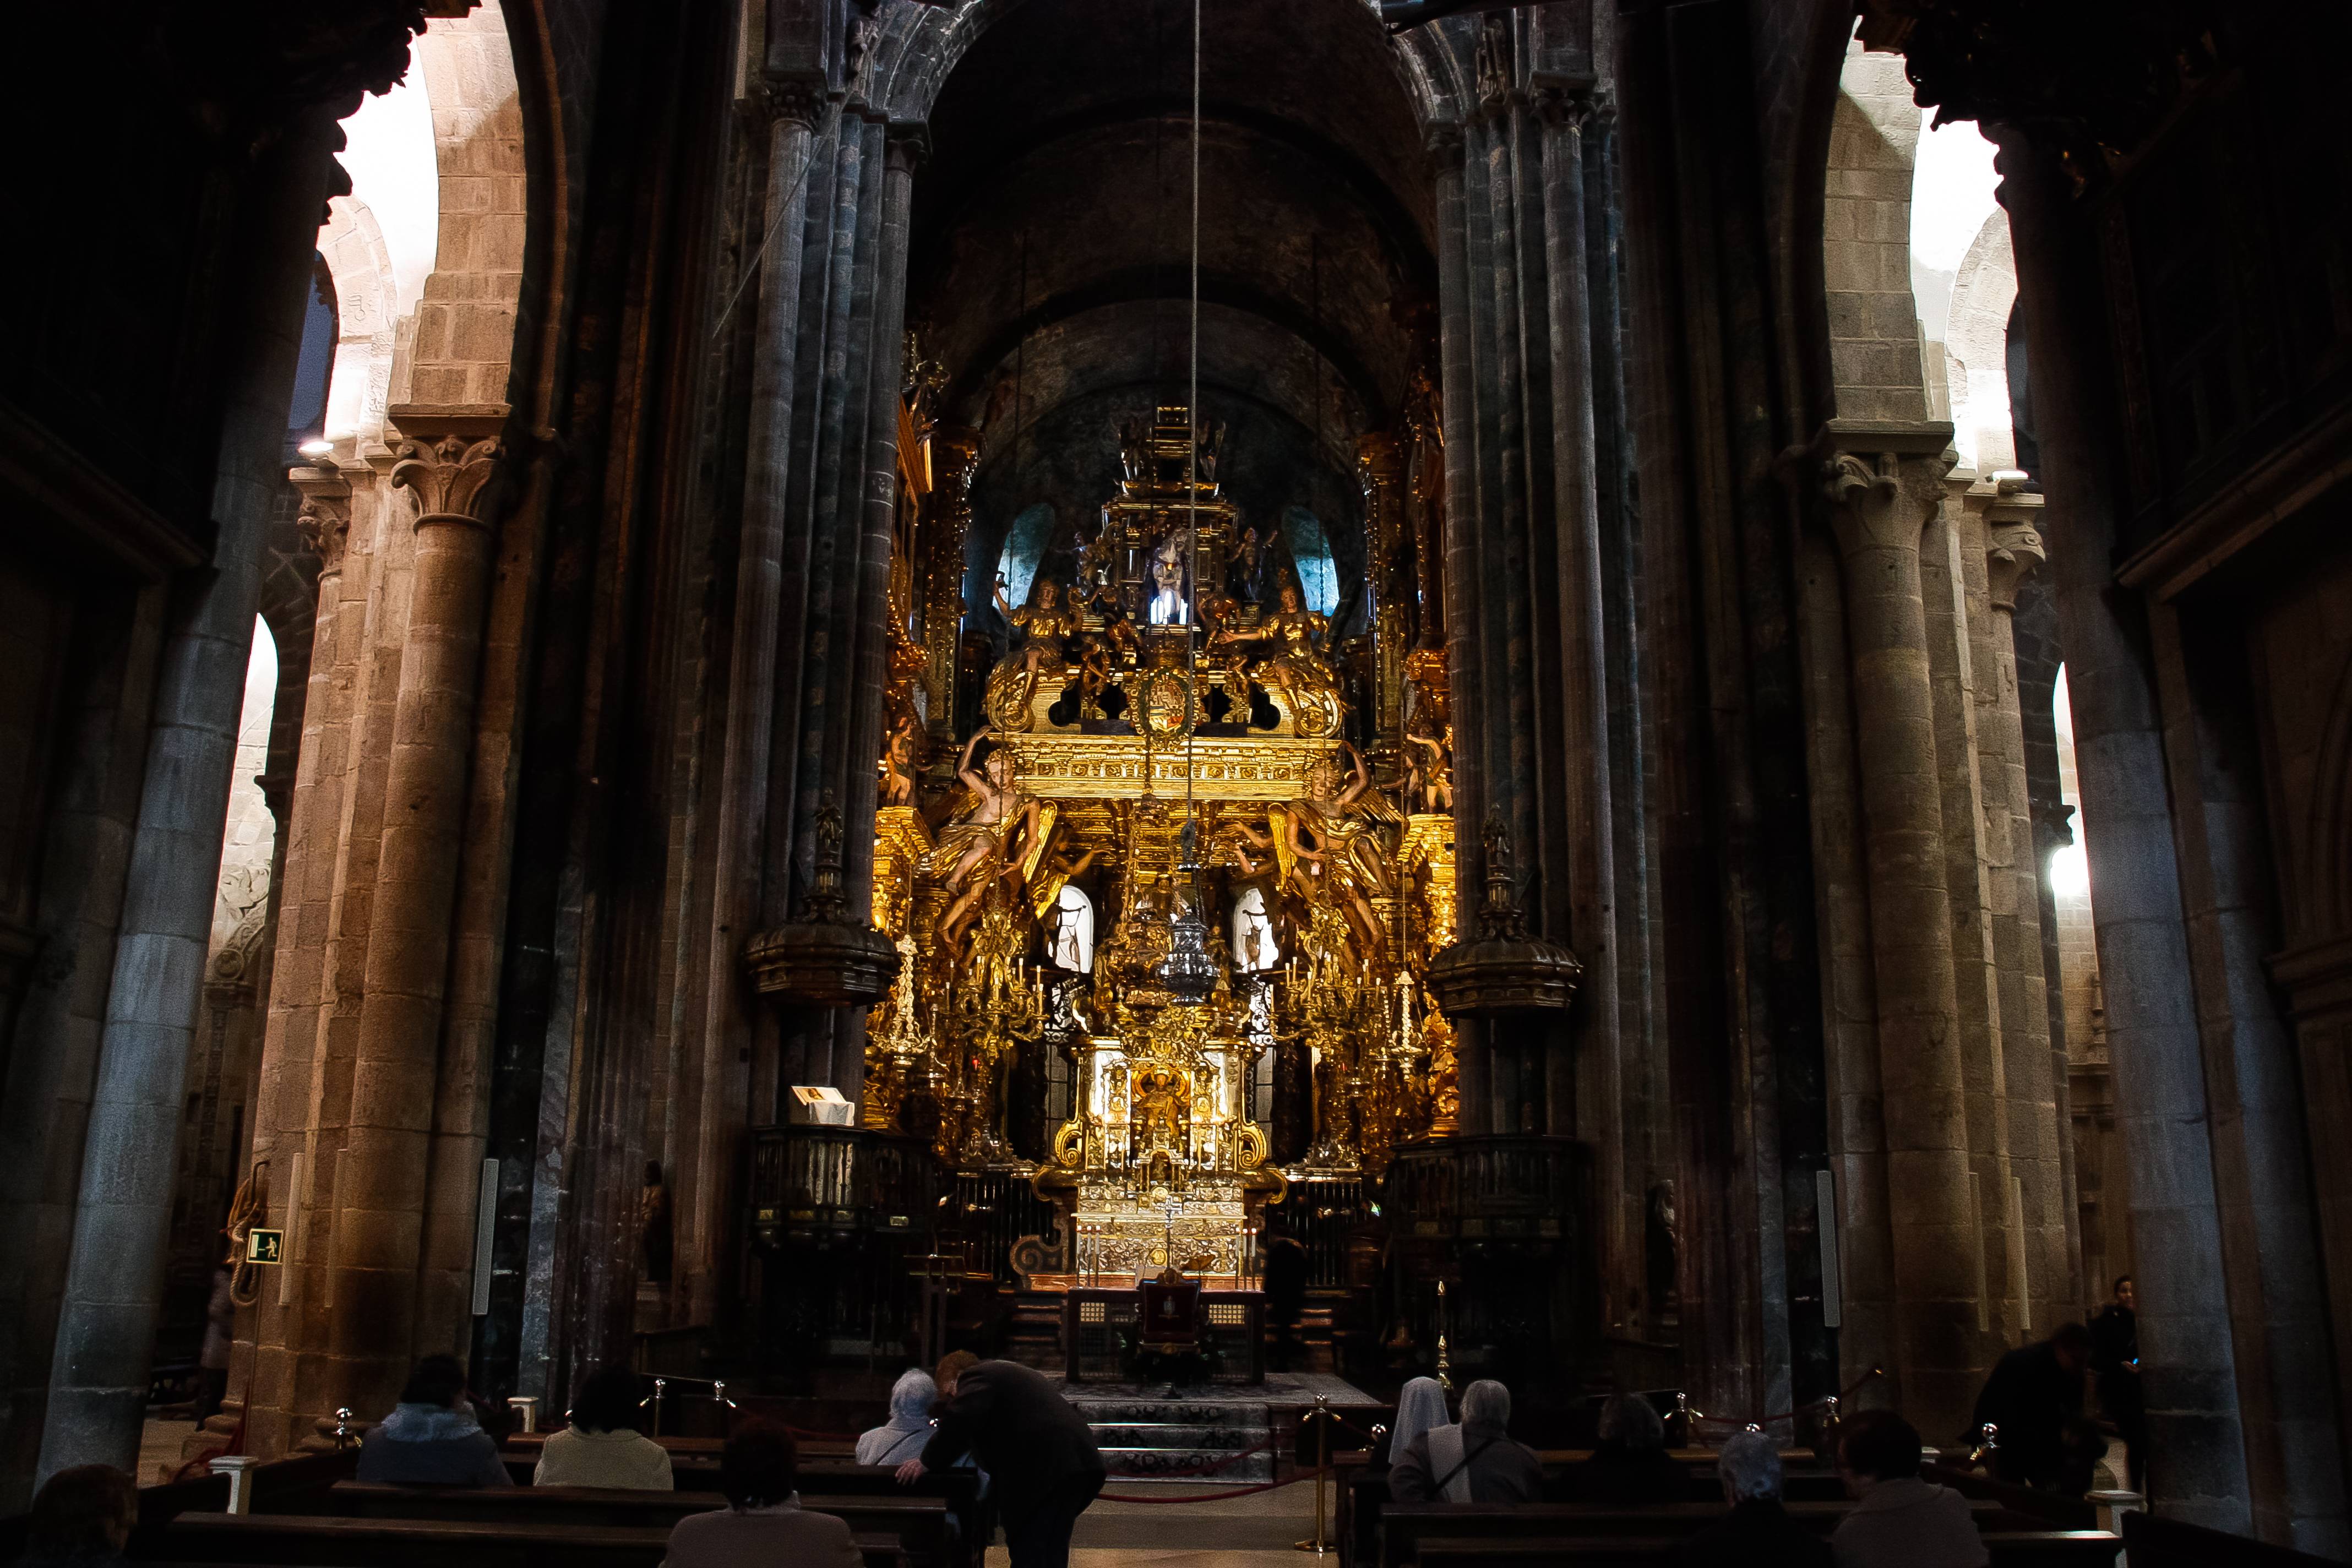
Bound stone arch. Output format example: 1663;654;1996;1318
1943;209;2018;473
397;1;530;410
1823;40;1929;421
872;0;1450;128
317;195;400;450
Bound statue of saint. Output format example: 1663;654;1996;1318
1148;535;1189;625
929;733;1041;944
639;1161;673;1285
986;575;1080;728
1212;575;1340;731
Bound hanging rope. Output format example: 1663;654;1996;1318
225;1161;270;1309
711;99;846;343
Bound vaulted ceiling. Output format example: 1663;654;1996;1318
907;0;1435;605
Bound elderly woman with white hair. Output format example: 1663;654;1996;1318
857;1368;939;1466
1678;1429;1832;1567
1387;1379;1543;1505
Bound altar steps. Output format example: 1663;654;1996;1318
1073;1397;1276;1485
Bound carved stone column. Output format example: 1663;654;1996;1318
321;404;507;1417
687;75;824;1328
1820;418;1986;1435
1969;478;2075;1325
34;107;345;1485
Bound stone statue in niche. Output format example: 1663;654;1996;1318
1148;535;1189;625
640;1160;673;1285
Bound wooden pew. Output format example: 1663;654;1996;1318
1410;1533;2122;1568
1925;1460;2098;1531
504;1430;856;1461
326;1480;950;1562
1376;1499;2030;1568
148;1511;905;1567
498;1453;971;1506
146;1511;906;1568
1333;1455;1848;1568
2124;1510;2344;1567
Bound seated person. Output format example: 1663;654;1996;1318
1829;1409;1985;1568
667;1419;862;1568
356;1353;511;1487
1562;1392;1686;1504
1389;1379;1543;1504
18;1463;137;1566
1382;1376;1448;1469
858;1368;940;1466
1680;1430;1831;1567
533;1363;673;1489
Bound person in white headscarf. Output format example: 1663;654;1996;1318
857;1369;939;1466
1389;1380;1543;1505
1384;1377;1449;1468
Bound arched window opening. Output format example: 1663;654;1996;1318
1280;507;1339;617
285;256;336;454
996;503;1057;619
1047;883;1095;973
1231;884;1278;971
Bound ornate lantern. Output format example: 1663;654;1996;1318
1424;814;1580;1017
744;794;902;1006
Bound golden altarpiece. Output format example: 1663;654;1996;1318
861;401;1460;1287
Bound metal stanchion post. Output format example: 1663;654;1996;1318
1434;1281;1452;1392
1293;1394;1332;1554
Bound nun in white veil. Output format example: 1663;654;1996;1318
1385;1376;1449;1468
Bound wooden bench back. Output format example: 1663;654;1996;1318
149;1510;906;1568
1376;1499;2015;1568
326;1479;946;1551
1924;1460;2097;1531
1409;1532;2122;1568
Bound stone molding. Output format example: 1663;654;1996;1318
1532;85;1595;132
756;75;827;130
288;462;353;574
1425;122;1465;162
886;121;932;173
1817;418;1956;556
387;403;511;531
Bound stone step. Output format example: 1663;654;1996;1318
1096;1445;1277;1483
1086;1421;1269;1449
1069;1399;1273;1427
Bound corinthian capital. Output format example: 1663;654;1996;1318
1817;418;1956;557
387;404;510;530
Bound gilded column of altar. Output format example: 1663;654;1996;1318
1358;434;1408;741
926;428;978;737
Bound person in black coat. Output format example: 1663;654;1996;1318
1969;1321;2102;1494
897;1352;1105;1568
1563;1393;1688;1505
1680;1430;1831;1568
1261;1224;1309;1372
2089;1276;2144;1491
